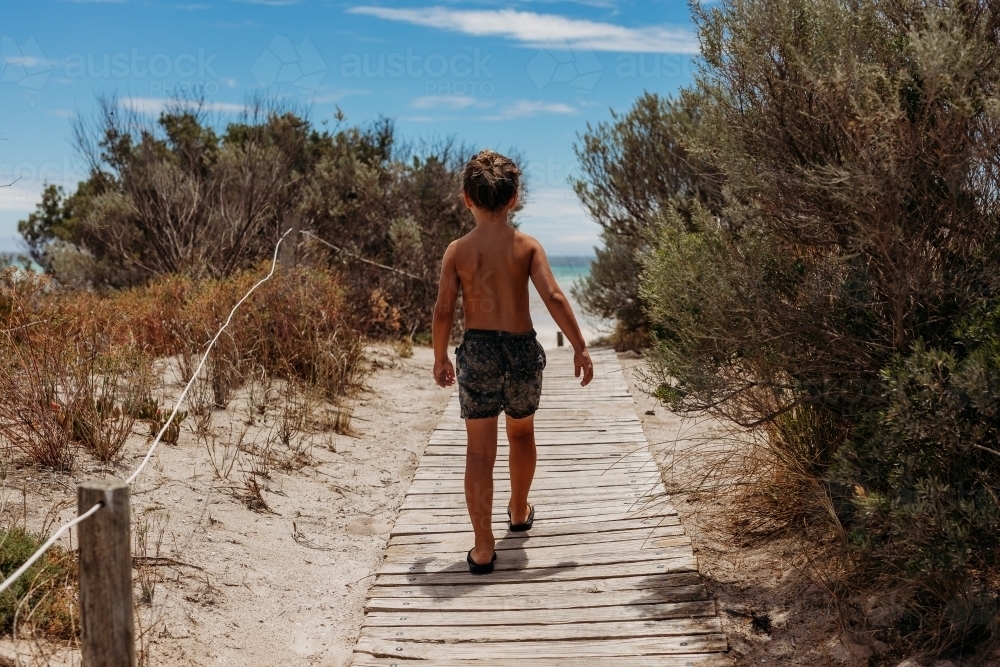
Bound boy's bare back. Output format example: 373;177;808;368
432;149;593;391
441;224;561;334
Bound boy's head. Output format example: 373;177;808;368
462;149;521;212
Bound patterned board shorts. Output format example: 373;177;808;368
456;329;547;420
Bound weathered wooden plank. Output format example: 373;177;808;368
362;599;717;626
365;572;705;601
402;482;656;500
390;505;677;536
376;545;694;575
402;488;667;505
362;616;722;642
405;481;655;494
373;557;698;586
425;427;641;436
387;524;685;551
353;635;729;660
390;510;674;535
399;489;656;510
382;536;692;566
426;438;648;448
395;497;673;519
352;655;732;667
388;516;682;543
413;457;653;470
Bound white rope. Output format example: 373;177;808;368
0;228;294;596
0;502;103;597
126;228;293;485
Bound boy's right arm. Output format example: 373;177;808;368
432;242;459;388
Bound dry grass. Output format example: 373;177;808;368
0;262;369;653
0;265;365;473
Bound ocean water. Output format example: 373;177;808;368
529;256;608;350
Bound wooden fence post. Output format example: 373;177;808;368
280;213;301;272
78;479;136;667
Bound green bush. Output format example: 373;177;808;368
0;527;77;639
637;0;1000;656
571;93;722;350
832;327;1000;649
20;98;491;336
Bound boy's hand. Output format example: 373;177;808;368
574;348;594;387
434;357;456;388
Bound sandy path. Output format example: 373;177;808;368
0;344;450;667
139;345;449;667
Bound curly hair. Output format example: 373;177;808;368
461;149;521;212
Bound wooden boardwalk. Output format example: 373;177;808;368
351;348;731;666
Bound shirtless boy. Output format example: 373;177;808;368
432;149;594;574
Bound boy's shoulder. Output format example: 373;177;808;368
448;227;543;254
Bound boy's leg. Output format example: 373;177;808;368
506;414;536;525
465;416;498;565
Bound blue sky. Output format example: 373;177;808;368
0;0;700;257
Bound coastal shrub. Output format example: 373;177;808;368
158;265;364;402
640;0;1000;657
20;97;495;336
69;344;155;462
0;269;158;467
0;270;81;470
831;324;1000;651
571;92;722;350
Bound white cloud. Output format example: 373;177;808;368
348;6;699;53
401;98;577;122
311;87;370;104
120;97;247;115
3;55;42;67
487;100;576;119
0;187;42;212
521;187;589;219
517;186;598;255
411;94;489;110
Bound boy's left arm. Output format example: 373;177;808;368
529;241;594;386
432;243;460;387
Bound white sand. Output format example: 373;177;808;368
0;344;452;667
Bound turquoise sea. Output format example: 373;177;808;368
548;255;593;286
529;256;607;349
